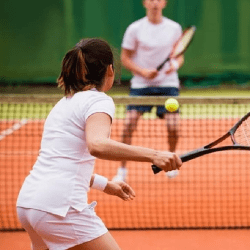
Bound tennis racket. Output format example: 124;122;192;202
152;111;250;174
157;25;196;71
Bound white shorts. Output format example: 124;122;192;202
17;202;108;250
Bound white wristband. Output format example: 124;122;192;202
171;59;179;70
92;174;108;191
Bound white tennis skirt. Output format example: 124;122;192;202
17;202;108;250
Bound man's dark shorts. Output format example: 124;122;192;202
127;87;179;118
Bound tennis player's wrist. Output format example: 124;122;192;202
92;174;108;191
171;59;179;70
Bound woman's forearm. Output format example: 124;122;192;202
86;113;182;172
89;138;157;163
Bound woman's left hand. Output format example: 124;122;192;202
104;181;136;201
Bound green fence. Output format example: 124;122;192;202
1;0;250;85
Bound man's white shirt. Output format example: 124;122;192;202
122;16;182;89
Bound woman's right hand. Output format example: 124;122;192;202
152;151;182;172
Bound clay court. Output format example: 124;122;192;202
1;229;250;250
1;105;250;249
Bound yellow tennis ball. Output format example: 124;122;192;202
165;98;179;112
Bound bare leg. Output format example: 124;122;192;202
164;112;180;178
112;110;141;181
68;232;120;250
120;110;141;167
164;112;180;152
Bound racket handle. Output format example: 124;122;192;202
151;165;162;174
156;58;170;71
152;162;183;174
156;63;165;71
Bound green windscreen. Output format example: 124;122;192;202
1;0;250;84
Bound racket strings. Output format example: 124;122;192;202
173;28;196;56
234;117;250;146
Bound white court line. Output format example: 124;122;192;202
0;119;28;141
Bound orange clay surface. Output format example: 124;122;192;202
1;230;250;250
1;116;250;250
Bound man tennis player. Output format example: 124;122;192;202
113;0;184;181
16;38;182;250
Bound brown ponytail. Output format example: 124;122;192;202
57;38;114;96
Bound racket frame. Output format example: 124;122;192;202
152;111;250;174
157;25;196;71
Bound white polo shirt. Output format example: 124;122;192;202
17;90;115;217
122;16;182;89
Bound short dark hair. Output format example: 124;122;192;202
58;38;114;95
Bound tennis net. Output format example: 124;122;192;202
1;95;250;231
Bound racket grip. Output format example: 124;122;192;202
151;165;162;174
156;58;170;71
156;64;164;71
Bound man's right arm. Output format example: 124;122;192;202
121;48;158;80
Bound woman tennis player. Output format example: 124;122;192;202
16;38;182;250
